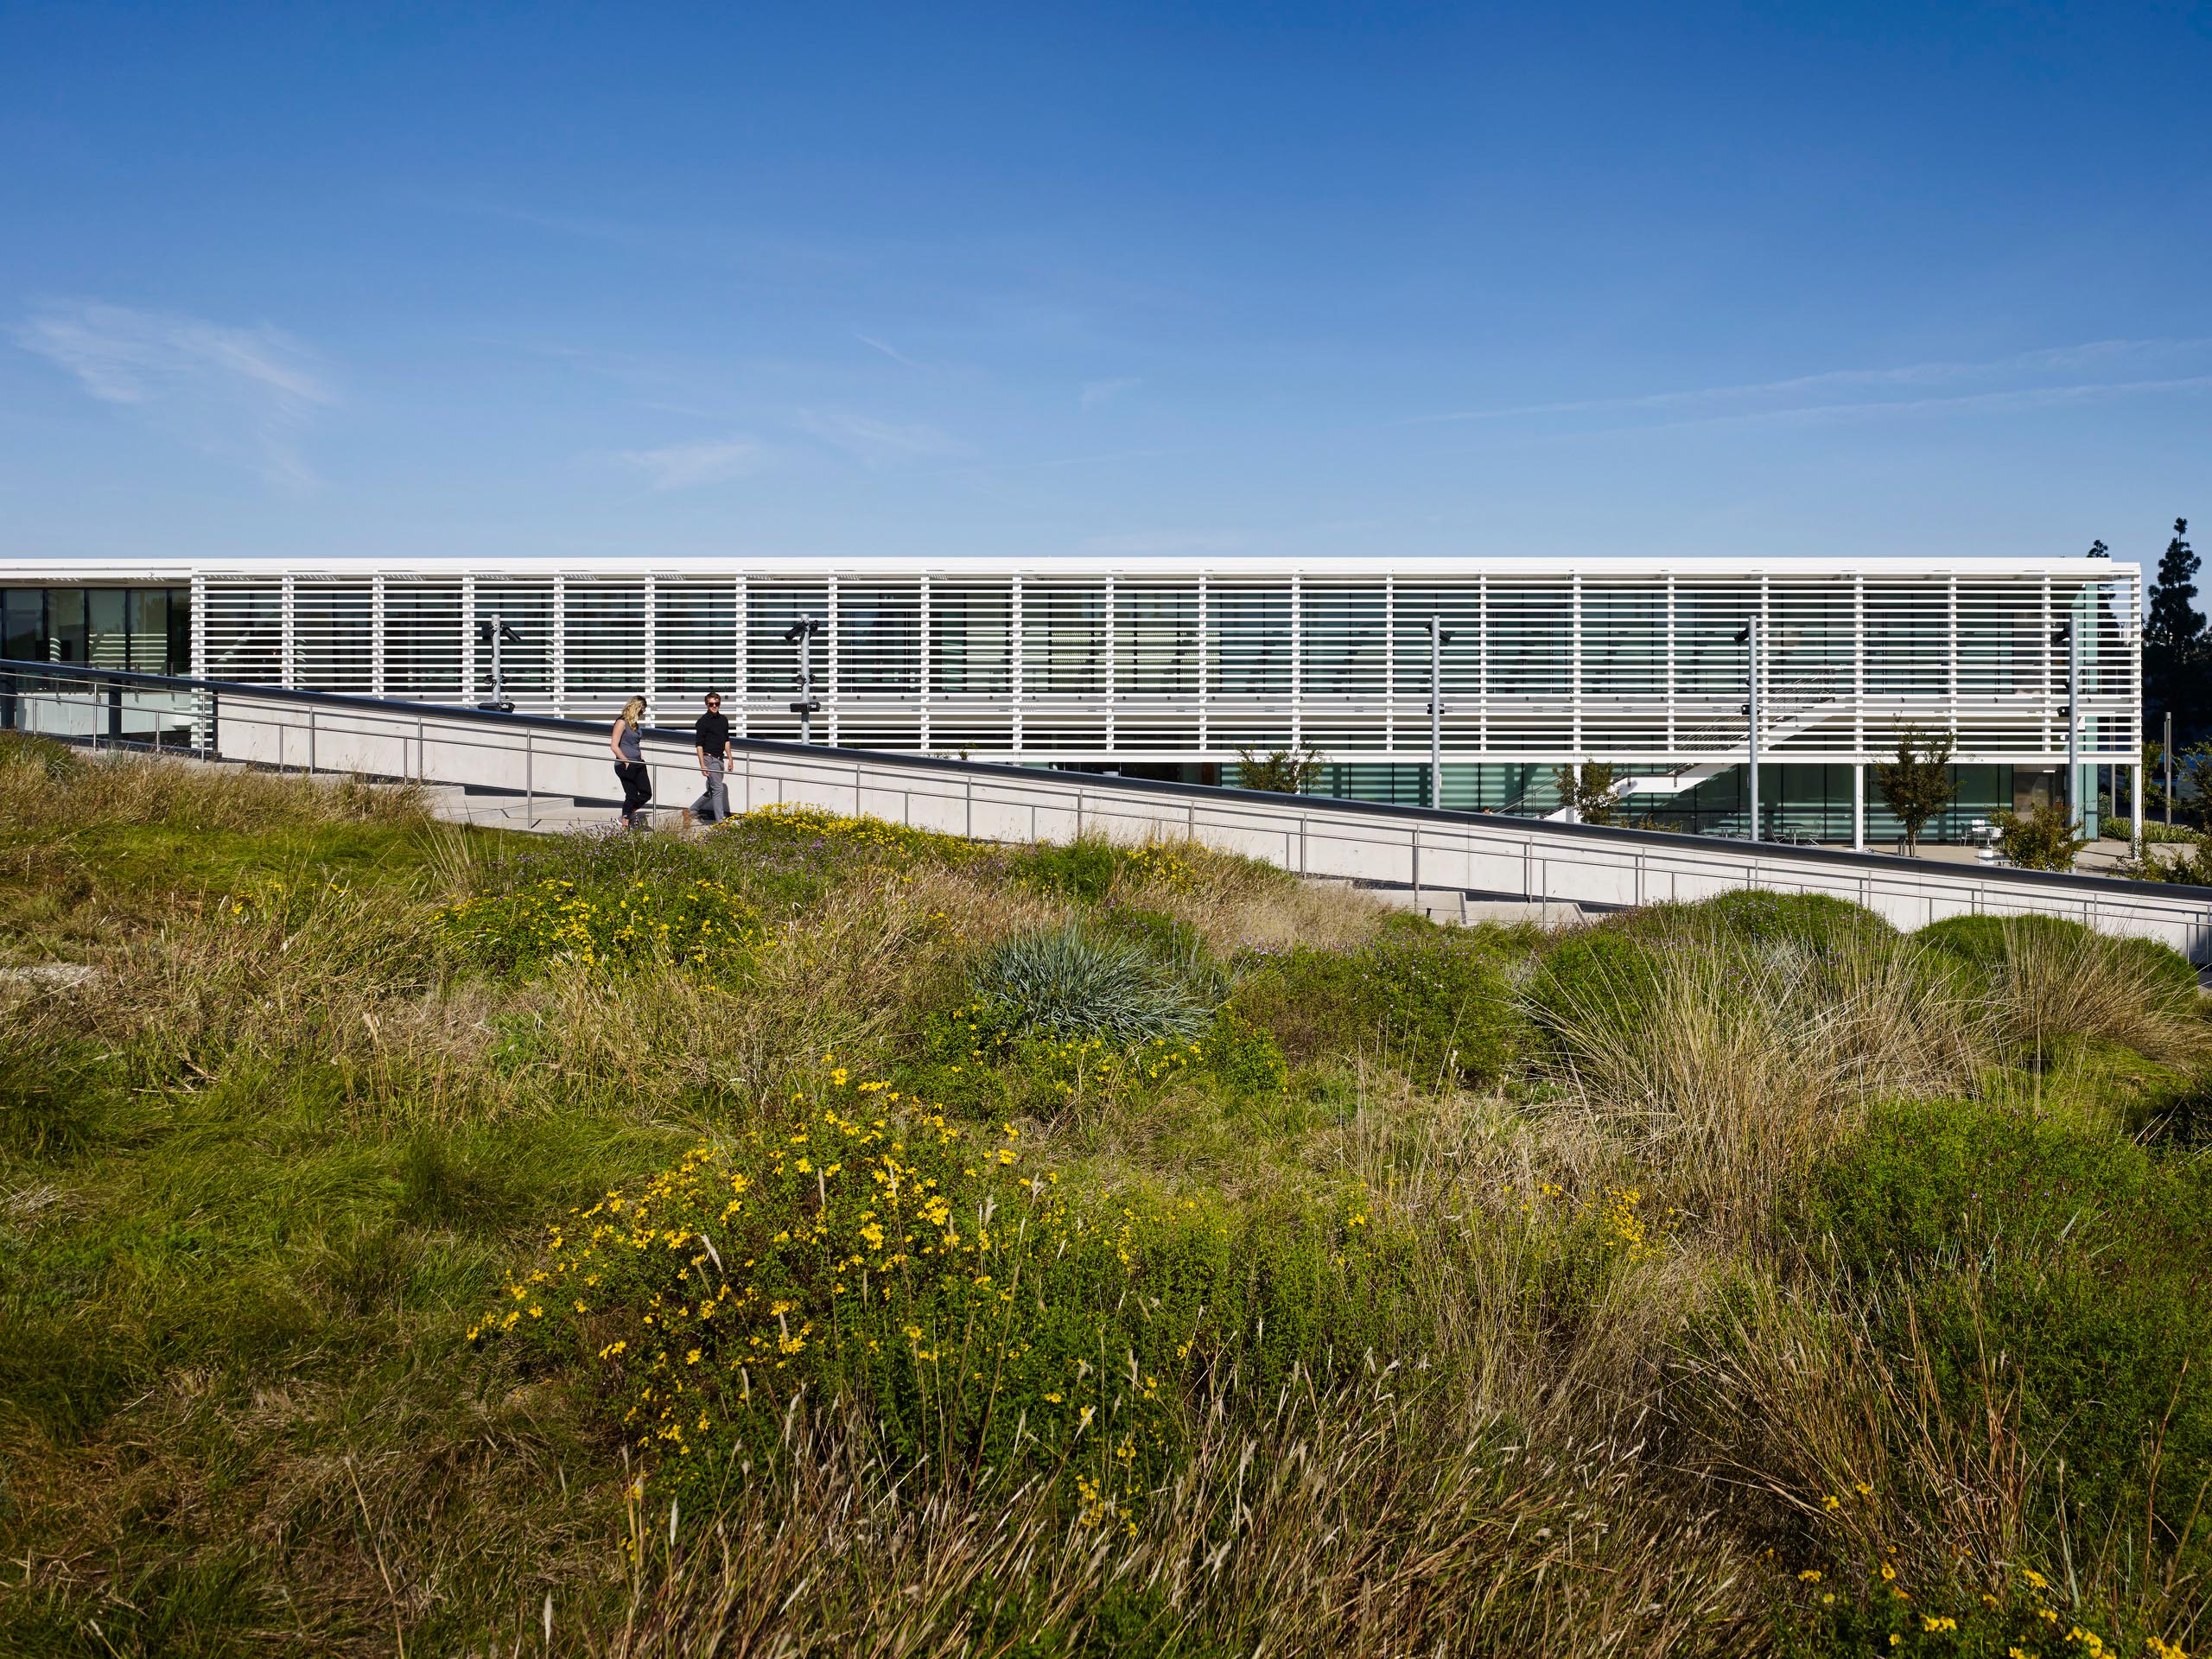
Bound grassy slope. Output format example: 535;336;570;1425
3;747;2210;1656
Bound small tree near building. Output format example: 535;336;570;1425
1874;727;1958;855
1990;799;2090;872
1235;744;1325;795
1551;760;1624;826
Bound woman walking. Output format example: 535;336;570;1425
609;695;652;829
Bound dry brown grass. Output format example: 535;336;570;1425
1100;832;1391;955
0;747;430;834
1531;926;1986;1231
600;1383;1764;1659
1986;920;2210;1069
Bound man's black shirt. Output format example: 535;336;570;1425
695;710;731;758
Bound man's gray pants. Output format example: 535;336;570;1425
691;757;729;823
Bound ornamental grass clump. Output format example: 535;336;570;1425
1916;913;2208;1068
973;922;1210;1047
1528;923;1981;1229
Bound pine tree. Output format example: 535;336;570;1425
2145;518;2207;745
2146;519;2200;652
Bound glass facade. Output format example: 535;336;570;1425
0;586;192;675
0;560;2144;844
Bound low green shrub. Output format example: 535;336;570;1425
1017;836;1123;903
1014;837;1205;905
1658;890;1894;951
716;801;982;869
1524;930;1662;1049
1196;1007;1290;1103
1232;931;1517;1087
920;995;1287;1115
1915;912;2198;1001
1776;1554;2168;1658
1809;1097;2212;1580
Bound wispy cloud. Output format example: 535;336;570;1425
15;299;335;486
855;331;926;371
796;408;972;464
1081;529;1249;554
1080;376;1141;410
1411;336;2212;429
1664;373;2212;431
616;434;772;491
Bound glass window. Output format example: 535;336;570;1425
87;589;129;670
3;590;39;664
128;588;169;672
49;589;86;665
167;586;192;676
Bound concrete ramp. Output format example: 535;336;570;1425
11;662;2211;963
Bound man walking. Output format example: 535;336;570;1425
691;691;732;823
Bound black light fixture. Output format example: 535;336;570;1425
784;617;824;741
476;616;524;712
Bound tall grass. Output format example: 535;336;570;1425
7;762;2211;1656
1528;924;1985;1227
602;1381;1758;1658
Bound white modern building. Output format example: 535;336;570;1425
1;553;2142;843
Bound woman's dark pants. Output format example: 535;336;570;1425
615;761;652;824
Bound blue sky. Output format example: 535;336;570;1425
2;2;2207;575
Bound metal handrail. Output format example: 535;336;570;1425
3;659;2203;957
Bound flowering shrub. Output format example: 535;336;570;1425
479;1069;1382;1509
444;874;761;978
1780;1535;2172;1657
716;801;980;868
1017;836;1198;903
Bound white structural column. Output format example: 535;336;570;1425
280;573;297;690
732;574;748;736
1288;572;1304;755
642;574;658;711
551;575;567;718
1103;573;1116;759
918;574;932;753
1008;574;1025;759
1852;573;1866;850
1194;570;1210;758
1476;573;1490;760
2131;565;2146;848
370;575;386;698
1569;571;1584;757
459;575;477;702
823;574;839;748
